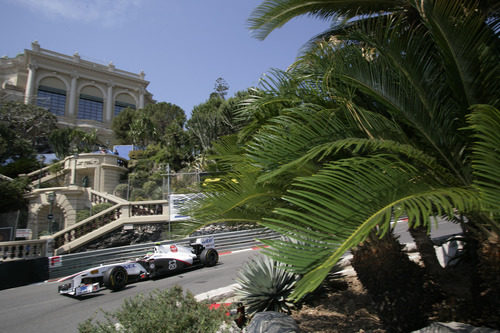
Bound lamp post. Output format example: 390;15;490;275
71;150;79;185
47;192;55;234
38;155;46;188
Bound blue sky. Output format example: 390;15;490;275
0;0;330;118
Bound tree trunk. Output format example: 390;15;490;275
351;231;430;332
476;231;500;327
408;225;444;278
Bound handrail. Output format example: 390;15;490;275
24;153;128;188
51;198;168;253
89;189;126;205
52;203;123;250
25;160;65;185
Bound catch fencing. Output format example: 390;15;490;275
48;228;279;279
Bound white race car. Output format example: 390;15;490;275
57;237;219;297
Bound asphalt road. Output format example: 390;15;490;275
0;219;461;333
0;249;262;333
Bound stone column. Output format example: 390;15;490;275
24;63;37;104
139;87;145;109
106;82;113;122
68;72;78;117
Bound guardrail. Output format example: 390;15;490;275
48;228;280;279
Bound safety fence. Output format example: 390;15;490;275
48;228;280;279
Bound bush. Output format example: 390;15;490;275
0;177;29;212
128;149;144;160
0;157;39;178
78;286;230;333
76;203;113;222
142;180;161;199
76;210;91;222
235;255;299;316
113;184;128;199
92;203;113;215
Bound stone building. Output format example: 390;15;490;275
0;41;154;144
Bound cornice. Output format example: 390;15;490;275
25;49;150;87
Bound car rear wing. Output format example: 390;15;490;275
194;237;215;249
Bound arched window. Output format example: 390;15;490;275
114;93;136;116
37;77;67;116
78;86;103;122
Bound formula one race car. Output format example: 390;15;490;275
57;237;219;297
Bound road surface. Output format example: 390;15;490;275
0;249;261;333
0;219;461;333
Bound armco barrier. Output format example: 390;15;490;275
0;257;49;290
48;228;279;279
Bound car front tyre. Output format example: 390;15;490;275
103;266;128;291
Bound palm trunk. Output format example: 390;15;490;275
476;231;500;327
408;225;444;278
351;231;429;332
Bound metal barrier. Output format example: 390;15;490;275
48;228;279;279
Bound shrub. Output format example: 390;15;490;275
92;203;113;215
142;180;161;199
78;286;230;333
76;203;113;222
0;157;39;178
76;210;91;222
128;149;144;160
113;184;128;199
235;255;299;316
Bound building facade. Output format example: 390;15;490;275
0;41;154;144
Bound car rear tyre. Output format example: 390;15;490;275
103;266;128;291
200;248;219;267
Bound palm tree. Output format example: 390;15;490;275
185;0;499;327
249;0;498;273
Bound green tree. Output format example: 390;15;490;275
112;102;187;147
185;0;499;327
0;177;30;212
245;0;500;300
0;102;57;163
111;107;136;144
49;127;101;159
214;77;229;100
186;90;252;159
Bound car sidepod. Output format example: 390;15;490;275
149;258;188;277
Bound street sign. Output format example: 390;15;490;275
169;193;204;221
15;229;32;240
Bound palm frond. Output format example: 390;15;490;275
467;105;500;215
306;17;470;183
257;154;480;300
415;0;500;107
271;137;456;184
177;165;285;236
248;0;407;40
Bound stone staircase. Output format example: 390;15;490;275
1;154;171;260
1;189;169;259
51;190;168;254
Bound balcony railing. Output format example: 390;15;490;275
0;239;48;261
